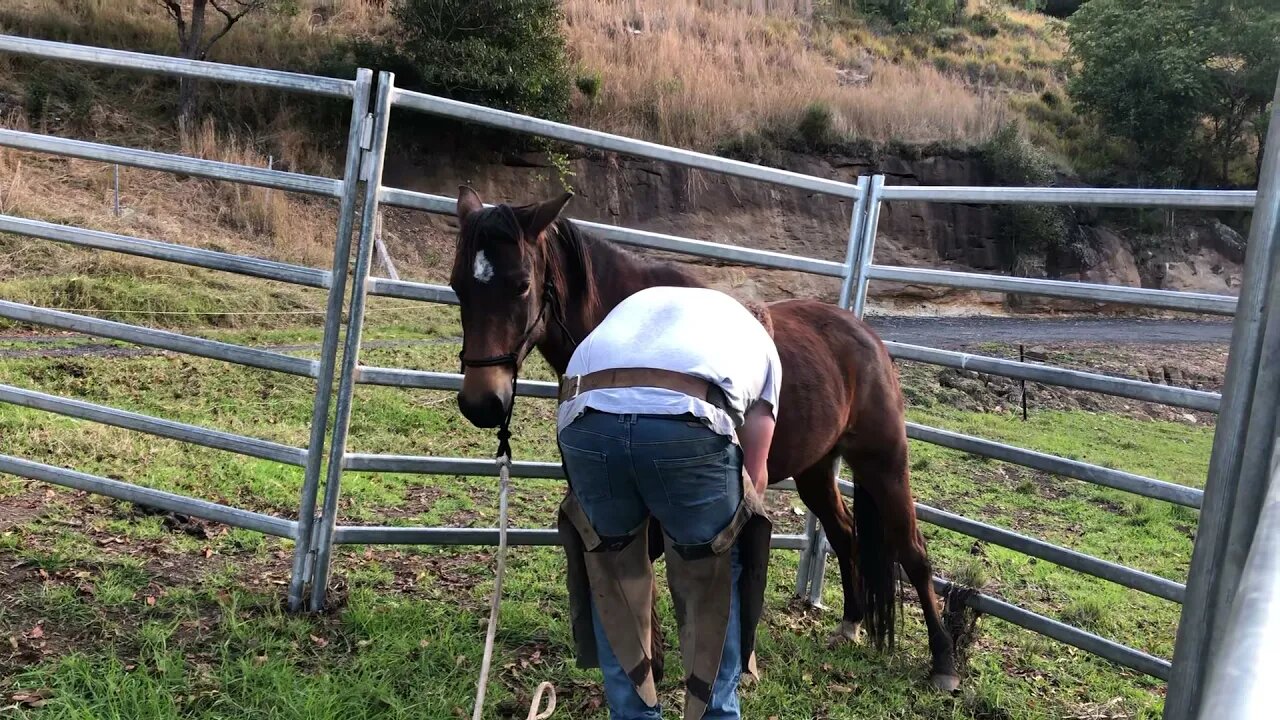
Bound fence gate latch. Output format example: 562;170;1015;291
358;112;375;181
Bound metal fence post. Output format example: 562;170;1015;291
851;174;885;319
307;71;394;612
1196;428;1280;719
285;68;374;612
797;176;870;603
1166;80;1280;719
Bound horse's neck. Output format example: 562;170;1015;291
538;232;699;374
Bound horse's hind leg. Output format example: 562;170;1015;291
793;456;865;646
847;444;959;693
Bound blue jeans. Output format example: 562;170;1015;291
559;411;745;720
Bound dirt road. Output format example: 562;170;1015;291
867;316;1234;348
0;316;1234;359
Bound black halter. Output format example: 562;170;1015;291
459;277;578;459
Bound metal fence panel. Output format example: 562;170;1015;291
886;341;1222;412
916;502;1185;602
906;422;1203;508
1166;79;1280;720
867;265;1237;316
1195;445;1280;719
0;454;298;538
0;383;307;466
0;300;318;377
879;185;1255;209
0;214;331;288
0;129;343;197
932;575;1172;680
0;35;354;98
306;71;395;611
285;68;375;611
354;366;559;398
379;186;848;276
389;90;862;199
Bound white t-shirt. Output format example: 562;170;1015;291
556;286;782;438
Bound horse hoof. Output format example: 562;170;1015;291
827;620;863;648
930;673;961;694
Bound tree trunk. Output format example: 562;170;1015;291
177;77;198;136
177;0;209;136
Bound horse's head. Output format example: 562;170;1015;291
450;186;573;428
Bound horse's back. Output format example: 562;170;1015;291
765;299;905;476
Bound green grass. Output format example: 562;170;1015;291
0;323;1210;719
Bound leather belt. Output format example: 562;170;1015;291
559;368;722;406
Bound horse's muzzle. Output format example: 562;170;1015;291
456;390;509;428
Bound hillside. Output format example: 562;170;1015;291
0;0;1256;327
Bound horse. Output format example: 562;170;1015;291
446;186;959;693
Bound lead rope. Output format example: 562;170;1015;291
472;285;579;720
471;370;556;719
471;452;556;720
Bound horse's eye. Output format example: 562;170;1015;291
515;278;532;296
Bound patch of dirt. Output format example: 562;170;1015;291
379;485;447;520
0;488;52;532
900;341;1227;425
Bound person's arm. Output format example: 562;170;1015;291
739;401;775;496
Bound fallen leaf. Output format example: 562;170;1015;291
10;688;53;707
37;569;49;580
419;638;430;648
356;639;371;648
7;636;18;651
28;625;44;639
145;596;157;607
832;684;853;694
253;656;268;666
309;634;329;648
202;547;213;559
124;664;136;671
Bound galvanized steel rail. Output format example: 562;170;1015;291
1;34;1275;708
0;36;374;615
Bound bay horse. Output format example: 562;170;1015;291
447;187;958;692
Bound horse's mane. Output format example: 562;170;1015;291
544;217;601;319
544;217;702;324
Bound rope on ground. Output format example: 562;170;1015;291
471;455;557;720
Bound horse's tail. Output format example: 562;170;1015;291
853;483;897;650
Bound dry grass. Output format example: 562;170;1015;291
0;112;338;280
564;0;1010;150
0;0;393;68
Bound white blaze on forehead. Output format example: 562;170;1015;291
472;250;494;283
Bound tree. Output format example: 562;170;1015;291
1067;0;1279;186
1067;0;1211;183
1199;0;1280;184
385;0;570;120
153;0;270;133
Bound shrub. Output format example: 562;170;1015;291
575;71;602;102
374;0;571;120
981;124;1072;272
796;102;836;148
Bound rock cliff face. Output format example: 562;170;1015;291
380;144;1247;313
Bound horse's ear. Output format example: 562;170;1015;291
520;192;573;240
457;185;484;222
